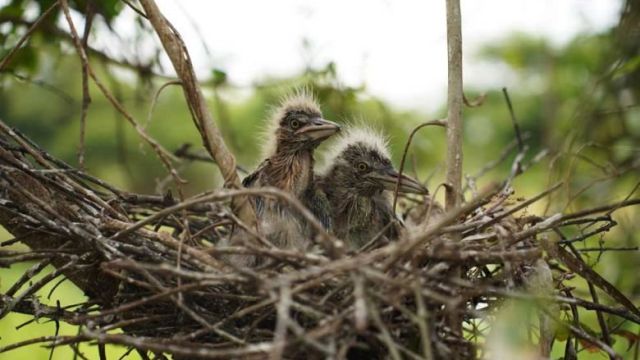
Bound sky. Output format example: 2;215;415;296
123;0;621;111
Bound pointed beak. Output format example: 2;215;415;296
295;118;341;141
367;169;429;195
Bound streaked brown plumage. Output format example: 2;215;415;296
241;91;340;255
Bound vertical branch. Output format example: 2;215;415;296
445;0;464;212
445;0;464;345
78;1;95;170
137;0;256;227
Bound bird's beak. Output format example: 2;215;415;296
367;169;429;195
296;118;341;140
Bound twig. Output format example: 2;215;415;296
501;88;524;151
392;119;446;213
0;1;59;71
566;243;613;355
77;0;95;170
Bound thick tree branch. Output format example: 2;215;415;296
445;0;464;212
445;0;464;347
137;0;256;227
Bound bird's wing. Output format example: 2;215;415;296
305;184;333;232
242;160;268;188
242;160;269;214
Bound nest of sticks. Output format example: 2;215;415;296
1;118;639;360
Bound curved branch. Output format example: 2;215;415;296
137;0;256;227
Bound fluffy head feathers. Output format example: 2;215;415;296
324;125;391;168
261;89;322;157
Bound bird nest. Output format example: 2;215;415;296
1;121;639;360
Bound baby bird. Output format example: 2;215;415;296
242;91;340;252
318;127;428;250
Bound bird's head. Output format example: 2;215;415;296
266;91;340;155
325;127;428;196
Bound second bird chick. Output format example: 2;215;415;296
318;127;428;250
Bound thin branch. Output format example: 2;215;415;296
77;0;96;170
0;1;59;71
501;88;524;151
392;119;446;213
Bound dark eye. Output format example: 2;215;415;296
356;162;368;172
290;119;301;129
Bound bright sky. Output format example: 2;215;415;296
141;0;620;111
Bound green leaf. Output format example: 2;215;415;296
211;69;227;87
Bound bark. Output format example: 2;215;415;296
445;0;464;349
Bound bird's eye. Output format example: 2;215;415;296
356;162;369;172
290;119;301;129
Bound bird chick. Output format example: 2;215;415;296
318;127;428;250
242;91;340;253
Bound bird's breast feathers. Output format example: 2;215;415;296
264;153;313;196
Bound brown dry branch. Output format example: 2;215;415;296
444;0;465;348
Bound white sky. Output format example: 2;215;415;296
133;1;621;111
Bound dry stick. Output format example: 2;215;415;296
0;1;59;71
137;265;246;346
0;259;77;319
3;125;126;197
469;182;563;233
560;198;640;221
58;0;184;188
0;295;81;325
542;237;640;318
145;80;182;128
606;180;640;216
385;182;501;269
5;259;52;296
174;144;215;163
392;119;447;213
137;0;256;228
502;88;524;151
463;134;531;193
368;298;403;360
270;285;292;360
77;1;95;170
111;187;341;257
82;330;273;360
0;13;159;77
414;282;434;360
445;0;464;343
562;288;581;358
568;323;619;359
566;242;613;356
0;335;87;354
578;246;638;252
105;219;223;271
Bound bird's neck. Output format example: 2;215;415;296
324;172;374;217
331;187;377;217
325;182;394;246
266;150;314;196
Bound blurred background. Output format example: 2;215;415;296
0;0;638;358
